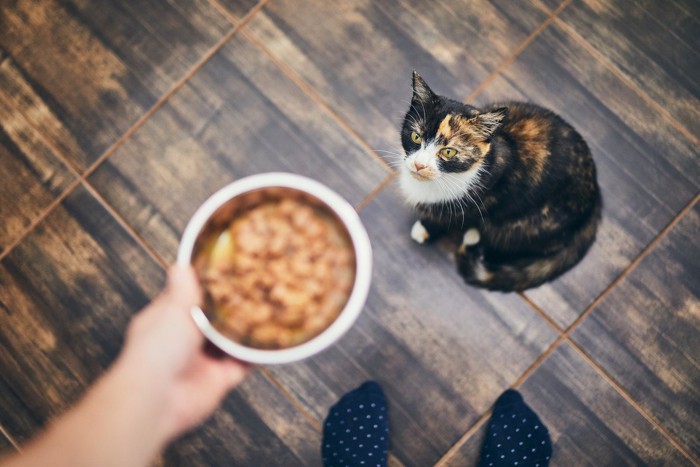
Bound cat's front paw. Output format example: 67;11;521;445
458;228;480;253
463;228;480;246
410;220;430;244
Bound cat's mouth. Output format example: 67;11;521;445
409;170;434;181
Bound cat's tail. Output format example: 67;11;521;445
457;203;601;292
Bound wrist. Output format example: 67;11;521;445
105;354;175;446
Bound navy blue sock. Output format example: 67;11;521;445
322;381;389;467
478;390;552;467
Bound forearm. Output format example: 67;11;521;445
2;357;170;467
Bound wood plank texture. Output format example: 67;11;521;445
445;343;694;466
0;0;231;170
1;0;698;465
0;186;166;442
0;89;75;252
265;187;558;466
572;201;700;459
0;186;321;465
242;0;548;158
472;23;699;328
555;0;700;138
88;34;390;264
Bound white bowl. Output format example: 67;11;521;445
177;173;372;364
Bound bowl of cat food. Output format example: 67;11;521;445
177;173;372;364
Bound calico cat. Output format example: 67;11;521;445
400;72;601;291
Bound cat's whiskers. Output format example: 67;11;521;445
441;179;458;226
373;148;407;169
440;171;485;227
440;175;469;228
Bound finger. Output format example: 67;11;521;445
221;358;252;388
202;354;252;390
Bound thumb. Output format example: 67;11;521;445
165;265;201;309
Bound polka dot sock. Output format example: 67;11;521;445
322;381;389;467
478;389;552;467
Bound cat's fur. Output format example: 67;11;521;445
400;72;601;291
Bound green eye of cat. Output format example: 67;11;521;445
411;131;422;144
439;148;458;158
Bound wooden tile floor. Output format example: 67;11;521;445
0;0;698;465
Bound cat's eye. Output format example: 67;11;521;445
439;148;458;158
411;131;422;144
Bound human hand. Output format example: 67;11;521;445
117;265;250;441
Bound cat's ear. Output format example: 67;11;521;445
471;107;507;138
412;71;436;104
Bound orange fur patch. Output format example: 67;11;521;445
507;118;550;181
438;115;454;140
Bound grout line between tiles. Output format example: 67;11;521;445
0;178;82;261
0;423;20;453
81;181;170;269
258;368;322;432
517;292;565;334
464;0;573;104
553;18;699;147
437;192;698;464
238;28;395;175
566;339;700;465
356;173;396;212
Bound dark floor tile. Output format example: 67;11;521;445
572;202;700;458
0;186;321;464
265;186;558;466
242;0;548;161
0;186;166;442
0;93;75;253
555;0;700;137
0;0;230;170
446;343;695;466
216;0;261;19
89;34;390;264
473;24;699;328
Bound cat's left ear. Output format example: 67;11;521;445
412;71;436;104
471;107;508;138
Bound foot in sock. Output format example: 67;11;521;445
322;381;389;467
478;389;552;467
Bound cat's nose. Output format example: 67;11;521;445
414;161;427;171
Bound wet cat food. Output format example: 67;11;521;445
193;193;356;349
